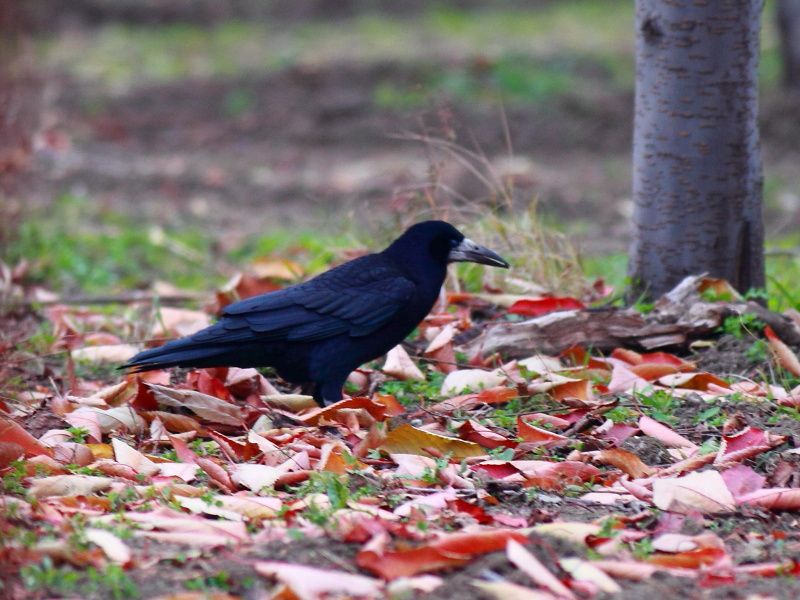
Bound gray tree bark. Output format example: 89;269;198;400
778;0;800;90
628;0;765;299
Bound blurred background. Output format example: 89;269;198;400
2;0;799;296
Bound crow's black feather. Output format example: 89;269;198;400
122;221;508;405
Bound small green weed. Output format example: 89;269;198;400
633;389;677;425
378;370;445;405
184;570;233;592
21;559;138;599
1;461;27;496
718;313;764;340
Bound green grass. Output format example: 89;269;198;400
582;241;800;313
10;194;800;309
3;194;356;295
42;3;634;92
41;1;784;101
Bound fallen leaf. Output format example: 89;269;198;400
71;344;140;364
506;539;575;599
441;369;506;395
357;529;527;579
472;580;558;600
65;406;146;436
112;439;159;476
657;372;730;391
764;325;800;376
249;257;303;280
458;420;516;449
262;394;318;412
508;296;585;317
383;345;425;381
150;307;212;338
715;426;784;465
517;417;569;446
299;396;386;426
531;522;602;545
52;442;94;467
517;354;563;375
381;423;485;459
560;557;620;594
255;561;382;600
85;528;131;564
652;470;736;514
30;475;113;498
638;415;697;450
594;448;654;479
0;417;53;458
736;487;800;510
720;464;766;497
148;384;241;426
230;464;282;492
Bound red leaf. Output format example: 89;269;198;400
517;417;569;446
187;370;233;402
764;325;800;376
357;529;528;579
299;396;387;425
561;346;610;370
131;377;158;411
167;434;199;464
458;420;516;449
372;394;405;417
0;443;25;468
648;547;727;569
196;457;235;492
716;426;784;465
207;430;260;462
508;297;585;317
0;417;53;458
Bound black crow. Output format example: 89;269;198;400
122;221;509;405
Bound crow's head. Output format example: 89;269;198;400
385;220;509;269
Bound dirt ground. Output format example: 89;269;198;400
24;47;800;256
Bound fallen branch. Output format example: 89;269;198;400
467;275;800;358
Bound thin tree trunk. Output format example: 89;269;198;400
778;0;800;90
628;0;765;299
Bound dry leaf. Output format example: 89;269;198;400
441;369;506;395
148;384;241;426
383;345;425;381
652;470;736;514
381;423;485;459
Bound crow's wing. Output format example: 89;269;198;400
197;255;415;344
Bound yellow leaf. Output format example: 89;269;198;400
381;423;485;459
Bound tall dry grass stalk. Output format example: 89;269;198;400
386;126;587;296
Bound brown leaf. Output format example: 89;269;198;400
765;325;800;376
594;448;654;479
148;384;241;426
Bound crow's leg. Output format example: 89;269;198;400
315;378;345;406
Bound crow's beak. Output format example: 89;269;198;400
449;238;510;268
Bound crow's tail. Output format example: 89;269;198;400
121;338;235;372
121;321;261;373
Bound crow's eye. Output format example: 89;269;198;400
450;238;461;248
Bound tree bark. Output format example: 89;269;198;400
778;0;800;90
628;0;765;299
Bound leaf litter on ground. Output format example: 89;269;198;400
1;268;800;599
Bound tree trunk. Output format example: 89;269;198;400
628;0;765;299
778;0;800;90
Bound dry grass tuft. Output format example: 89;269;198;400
382;121;587;296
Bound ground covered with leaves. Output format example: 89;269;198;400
2;261;800;600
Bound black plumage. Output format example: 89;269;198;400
122;221;508;405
